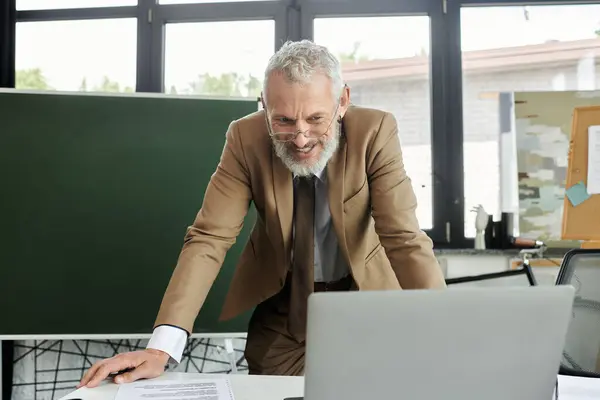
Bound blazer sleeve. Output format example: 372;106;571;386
153;121;252;334
367;112;446;290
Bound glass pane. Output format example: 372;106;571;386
164;20;274;97
17;0;136;10
314;16;433;230
16;19;137;92
461;4;600;238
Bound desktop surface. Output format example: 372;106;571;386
59;372;303;400
57;373;600;400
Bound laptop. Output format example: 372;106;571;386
303;285;575;400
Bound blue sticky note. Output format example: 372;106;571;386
566;181;591;207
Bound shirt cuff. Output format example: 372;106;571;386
147;325;188;364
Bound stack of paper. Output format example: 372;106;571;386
115;378;235;400
555;375;600;399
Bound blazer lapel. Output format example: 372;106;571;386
272;149;294;264
327;137;351;267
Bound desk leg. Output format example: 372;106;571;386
223;339;237;374
1;340;15;400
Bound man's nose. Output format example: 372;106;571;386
292;122;310;147
293;131;310;148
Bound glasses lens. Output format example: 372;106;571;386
272;133;295;141
270;116;333;141
308;125;329;138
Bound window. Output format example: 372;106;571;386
164;20;275;97
17;0;136;10
15;19;137;92
461;4;600;238
314;16;433;230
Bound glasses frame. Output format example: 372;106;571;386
263;87;345;143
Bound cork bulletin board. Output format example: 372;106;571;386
561;105;600;241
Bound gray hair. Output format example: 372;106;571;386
263;40;344;100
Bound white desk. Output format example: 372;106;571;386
58;372;303;400
57;373;600;400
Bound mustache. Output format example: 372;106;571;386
292;142;317;150
288;137;325;150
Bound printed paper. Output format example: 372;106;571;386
115;378;235;400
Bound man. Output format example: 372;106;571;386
78;40;446;388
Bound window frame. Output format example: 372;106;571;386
151;1;290;93
451;0;600;247
13;3;141;92
0;0;16;88
16;6;137;21
300;0;453;245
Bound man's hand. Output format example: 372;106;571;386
77;349;170;388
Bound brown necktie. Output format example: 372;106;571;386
288;176;315;339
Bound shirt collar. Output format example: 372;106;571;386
293;166;326;182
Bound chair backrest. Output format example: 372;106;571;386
556;248;600;377
445;264;537;287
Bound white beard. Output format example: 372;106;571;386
273;123;341;177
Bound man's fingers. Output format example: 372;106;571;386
114;361;155;384
85;358;137;388
85;364;117;388
77;350;168;389
78;362;101;388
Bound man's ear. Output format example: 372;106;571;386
259;92;267;110
339;84;351;117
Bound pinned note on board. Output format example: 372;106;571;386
587;125;600;194
566;181;591;207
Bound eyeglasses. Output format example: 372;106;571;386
265;101;341;143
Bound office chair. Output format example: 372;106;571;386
556;248;600;378
445;253;537;287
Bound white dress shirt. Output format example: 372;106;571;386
147;166;349;362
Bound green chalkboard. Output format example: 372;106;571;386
0;90;258;336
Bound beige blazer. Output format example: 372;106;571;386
154;106;446;334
